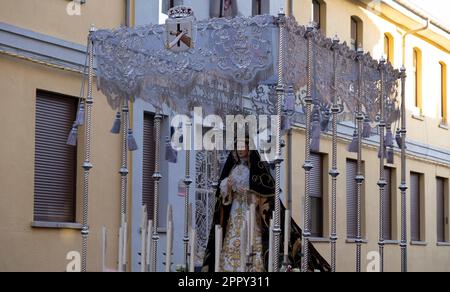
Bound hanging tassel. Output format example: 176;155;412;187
165;136;178;163
395;128;406;149
75;102;85;126
127;128;138;151
386;147;394;164
281;115;292;135
362;116;372;138
66;123;78;146
284;86;296;113
385;127;394;147
110;111;121;134
320;111;331;132
348;130;359;153
310;113;321;152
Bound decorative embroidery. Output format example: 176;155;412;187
219;164;264;272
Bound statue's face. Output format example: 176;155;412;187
237;142;249;160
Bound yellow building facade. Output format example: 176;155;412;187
289;0;450;272
0;0;449;272
0;0;127;272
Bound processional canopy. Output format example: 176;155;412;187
91;7;401;128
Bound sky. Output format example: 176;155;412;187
406;0;450;28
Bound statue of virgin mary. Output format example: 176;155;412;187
202;135;331;272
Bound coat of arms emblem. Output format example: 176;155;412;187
165;6;196;52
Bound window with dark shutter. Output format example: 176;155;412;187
253;0;270;15
351;16;363;51
310;153;323;238
162;0;183;14
410;173;421;241
383;167;393;240
347;160;357;239
143;113;156;221
437;177;447;243
34;90;77;223
346;159;365;239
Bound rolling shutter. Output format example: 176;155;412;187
410;173;421;241
347;160;357;239
310;153;323;237
383;167;392;240
437;177;445;243
34;91;77;223
142;113;156;220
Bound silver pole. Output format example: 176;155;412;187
329;36;340;273
118;99;129;272
399;67;408;272
81;26;95;272
184;121;193;271
378;58;387;273
301;23;314;273
152;114;163;272
212;147;219;190
355;48;365;272
273;9;286;273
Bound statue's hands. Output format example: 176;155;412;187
235;184;247;194
227;176;233;190
228;176;246;193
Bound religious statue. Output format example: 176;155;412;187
202;135;331;272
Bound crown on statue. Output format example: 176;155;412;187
168;6;194;19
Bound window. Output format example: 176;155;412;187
410;172;423;241
254;0;262;15
383;167;395;240
162;0;181;13
211;0;236;18
351;16;363;51
310;153;324;238
440;62;448;124
384;33;394;64
34;90;78;223
142;113;156;220
346;159;365;239
312;0;326;34
437;177;449;243
253;0;269;16
413;48;423;111
312;0;320;27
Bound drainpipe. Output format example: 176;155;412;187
126;0;132;27
402;18;429;66
399;17;428;273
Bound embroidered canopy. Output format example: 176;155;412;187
91;14;400;128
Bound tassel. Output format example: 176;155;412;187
310;113;321;152
385;127;394;147
165;136;178;163
127;128;138;151
362;117;372;138
320;111;331;132
110;111;121;134
395;128;406;149
348;130;359;153
386;147;394;164
281;115;292;134
66;123;78;146
284;86;296;113
75;102;85;126
310;137;320;153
